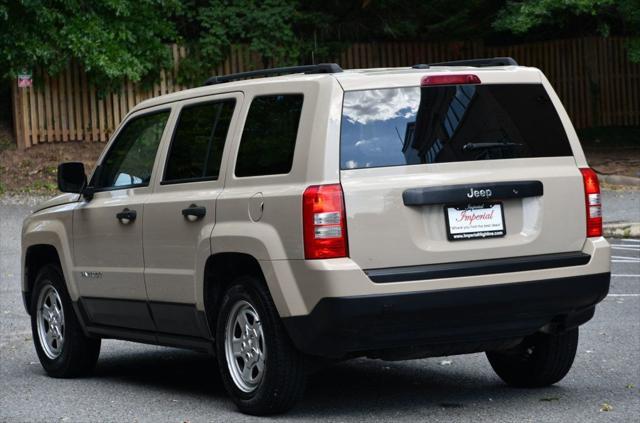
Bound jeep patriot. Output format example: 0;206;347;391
21;58;610;415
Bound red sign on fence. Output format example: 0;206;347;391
18;73;32;88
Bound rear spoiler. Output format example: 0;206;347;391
412;57;518;69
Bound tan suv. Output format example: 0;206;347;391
21;58;611;415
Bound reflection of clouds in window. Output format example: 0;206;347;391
343;88;420;124
355;138;384;153
345;160;358;169
347;137;394;168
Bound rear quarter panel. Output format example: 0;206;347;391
211;77;344;316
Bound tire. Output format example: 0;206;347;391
30;264;101;378
215;275;306;415
486;328;579;388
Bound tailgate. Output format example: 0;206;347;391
339;80;586;270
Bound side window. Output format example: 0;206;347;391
163;100;235;183
235;94;303;177
93;111;169;190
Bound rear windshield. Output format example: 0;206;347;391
340;84;572;170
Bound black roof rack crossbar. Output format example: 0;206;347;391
203;63;343;86
412;57;518;69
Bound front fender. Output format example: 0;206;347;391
22;203;78;300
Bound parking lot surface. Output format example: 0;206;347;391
1;200;639;422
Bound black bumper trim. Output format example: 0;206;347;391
365;252;590;283
282;272;610;359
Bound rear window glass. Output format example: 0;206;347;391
340;84;572;170
235;94;303;177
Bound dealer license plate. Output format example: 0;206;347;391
445;203;506;241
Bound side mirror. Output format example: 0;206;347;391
57;162;87;194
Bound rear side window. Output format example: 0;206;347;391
163;100;235;183
235;94;303;177
340;84;572;170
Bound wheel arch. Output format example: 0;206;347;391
22;215;76;314
23;244;63;314
202;252;292;332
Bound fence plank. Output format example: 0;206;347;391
36;69;45;143
97;93;105;142
59;72;68;142
618;38;629;125
72;61;82;140
43;73;52;141
112;89;120;131
28;81;37;145
105;94;113;140
65;63;75;140
631;42;640;125
11;83;24;149
51;74;60;141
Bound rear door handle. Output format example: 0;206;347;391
182;204;206;221
116;208;137;224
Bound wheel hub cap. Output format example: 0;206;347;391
36;284;65;359
224;300;266;393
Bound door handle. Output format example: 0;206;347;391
182;204;206;222
116;208;137;224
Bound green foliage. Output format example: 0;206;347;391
176;0;300;85
177;0;507;84
494;0;614;34
0;0;180;90
494;0;640;62
296;0;504;42
1;0;638;89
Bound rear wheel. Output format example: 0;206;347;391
30;264;101;377
216;275;306;415
486;328;579;388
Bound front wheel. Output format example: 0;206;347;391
216;275;306;415
486;328;579;388
30;264;101;377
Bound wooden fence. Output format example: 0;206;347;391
11;37;640;149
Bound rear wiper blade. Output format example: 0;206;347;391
463;142;523;151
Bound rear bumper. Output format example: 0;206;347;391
282;272;610;359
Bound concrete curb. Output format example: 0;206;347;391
597;173;640;187
603;222;640;238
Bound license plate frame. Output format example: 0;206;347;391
444;202;506;241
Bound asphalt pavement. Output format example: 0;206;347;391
602;189;640;224
1;195;639;422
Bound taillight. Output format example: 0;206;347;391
421;74;481;86
303;184;348;259
580;168;602;237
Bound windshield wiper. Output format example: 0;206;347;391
463;142;523;151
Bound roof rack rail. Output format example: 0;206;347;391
203;63;343;86
412;57;518;69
